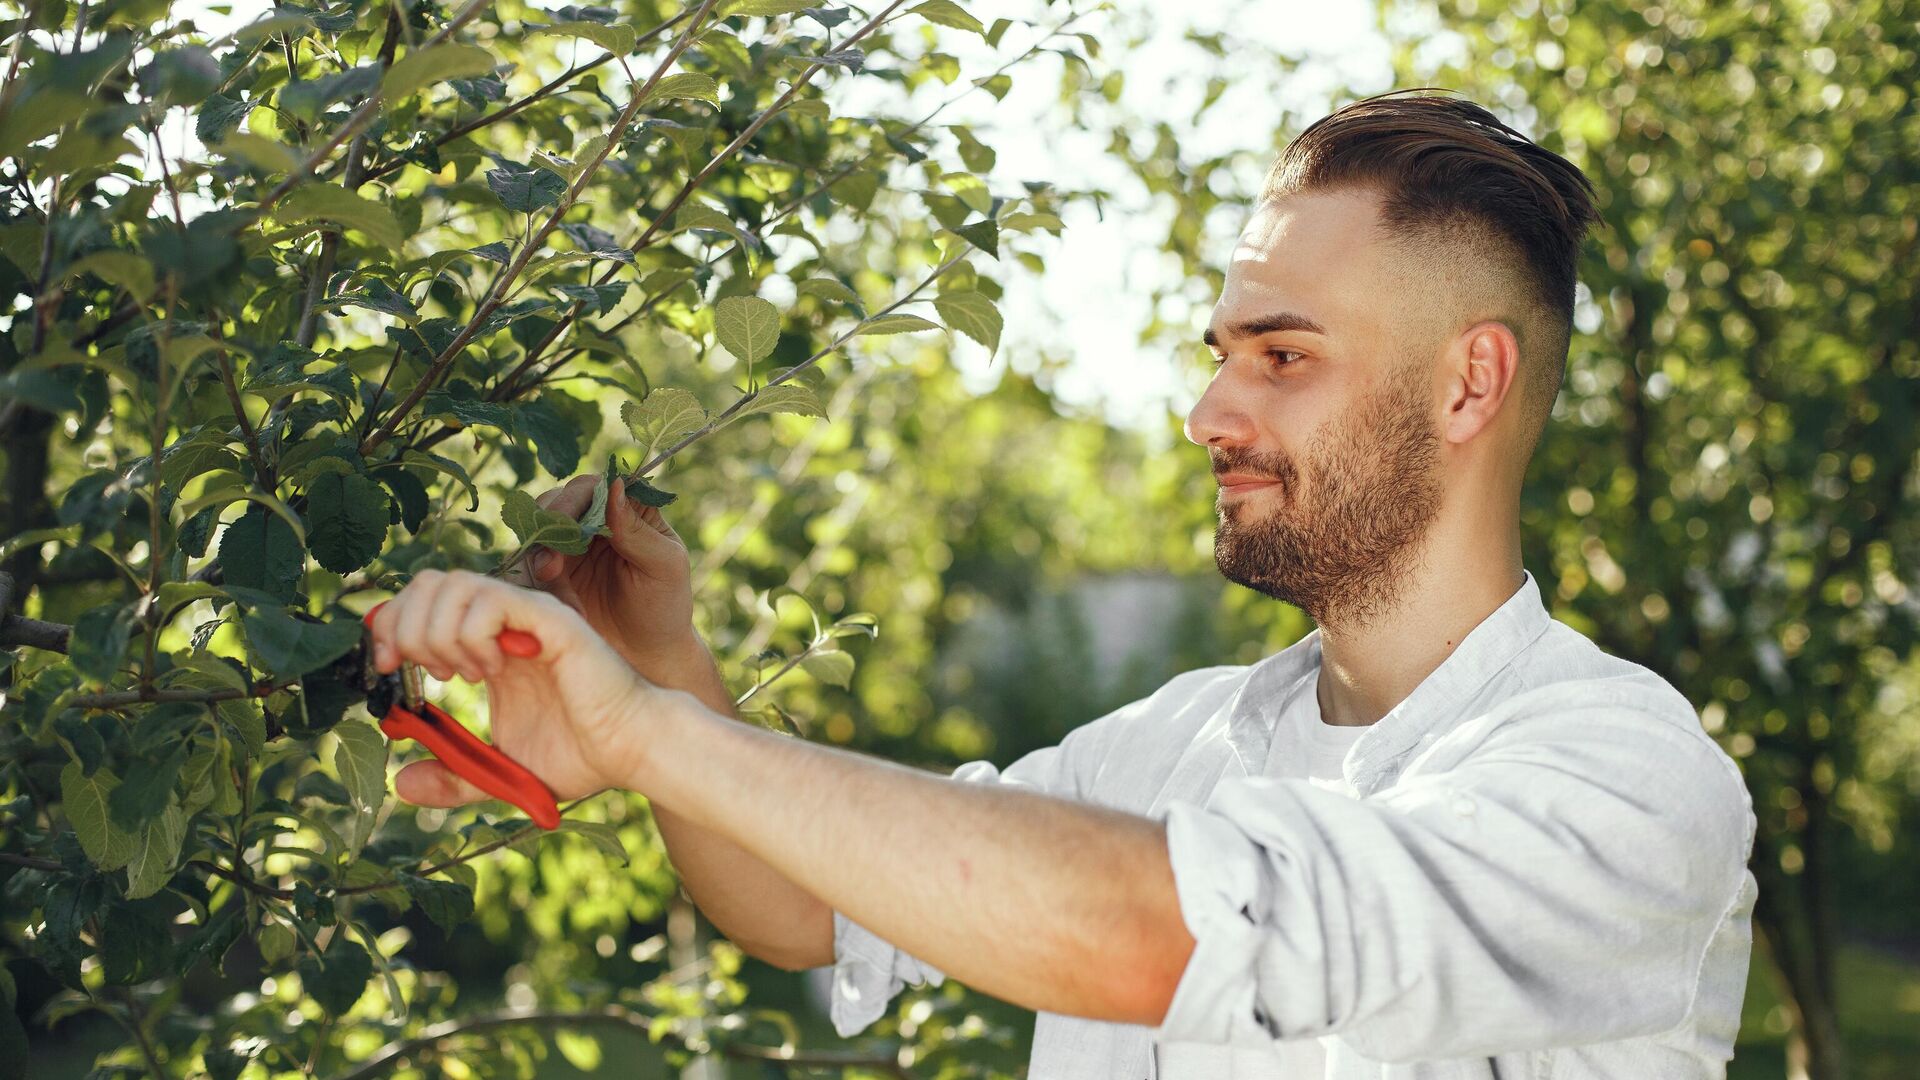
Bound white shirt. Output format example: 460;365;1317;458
826;569;1758;1079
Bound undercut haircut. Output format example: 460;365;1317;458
1261;90;1599;459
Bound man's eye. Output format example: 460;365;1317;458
1209;351;1301;368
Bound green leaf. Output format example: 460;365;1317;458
304;471;390;575
332;719;387;853
644;71;720;106
733;384;827;421
934;291;1003;357
577;457;617;540
501;490;591;554
856;313;942;336
213;132;304;175
65;250;156;303
530;20;637;55
382;43;496;103
622;387;709;462
796;277;860;307
255;922;296;967
124;802;189;899
910;0;985;35
108;741;192;832
956;218;999;258
298;935;372;1015
68;604;136;684
243;608;363;678
275;184;405;251
514;398;584;478
60;762;140;871
720;0;812;15
101;900;174;985
555;1031;602;1071
486;166;569;212
714;295;781;365
624;475;678;508
952;124;995;172
800;649;855;689
402;873;475;932
279;65;381;121
560;819;629;865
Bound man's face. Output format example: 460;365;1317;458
1185;188;1446;630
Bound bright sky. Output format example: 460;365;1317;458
165;1;1396;439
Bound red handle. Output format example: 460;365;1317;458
380;701;562;829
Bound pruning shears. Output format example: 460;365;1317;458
359;604;562;830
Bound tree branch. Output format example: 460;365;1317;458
358;0;725;458
0;571;71;652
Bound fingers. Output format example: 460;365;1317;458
369;570;579;678
393;759;488;807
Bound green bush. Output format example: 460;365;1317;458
0;0;1093;1074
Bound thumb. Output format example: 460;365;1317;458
607;489;686;564
393;758;489;808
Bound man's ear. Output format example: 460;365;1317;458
1442;320;1520;446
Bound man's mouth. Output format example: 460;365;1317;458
1216;473;1281;496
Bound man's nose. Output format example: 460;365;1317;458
1183;367;1258;448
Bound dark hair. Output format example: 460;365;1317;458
1263;90;1599;434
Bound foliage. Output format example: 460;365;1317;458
0;0;1103;1074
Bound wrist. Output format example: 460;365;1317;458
618;632;715;688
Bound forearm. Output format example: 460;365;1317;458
636;637;834;969
625;695;1196;1024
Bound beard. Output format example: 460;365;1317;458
1212;358;1444;632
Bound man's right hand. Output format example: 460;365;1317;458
509;474;706;682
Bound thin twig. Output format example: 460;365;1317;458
357;0;725;457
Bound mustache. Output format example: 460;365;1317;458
1210;454;1296;485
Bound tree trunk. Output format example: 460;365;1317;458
1751;834;1848;1080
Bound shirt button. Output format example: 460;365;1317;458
1453;796;1477;817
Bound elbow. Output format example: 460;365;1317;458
1102;906;1196;1027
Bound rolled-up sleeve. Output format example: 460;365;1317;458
1153;692;1756;1061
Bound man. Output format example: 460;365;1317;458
367;91;1759;1077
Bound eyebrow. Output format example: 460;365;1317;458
1202;311;1328;348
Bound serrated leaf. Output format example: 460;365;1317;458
560;819;629;865
800;649;855;688
644;71;720;106
243;608;363;678
304;471;390;574
65;251;155;303
531;20;636;55
934;291;1002;357
733;383;827;421
910;0;985;34
298;935;372;1015
124;802;188;899
714;296;780;365
60;762;140;871
402;874;474;932
721;0;812;15
275;185;405;251
622;387;709;462
624;475;678;507
502;489;591;554
856;313;941;335
486;166;569;212
382;43;496;102
956;218;998;258
218;505;304;601
256;922;297;966
796;277;860;306
214;132;305;175
332;719;387;821
577;457;617;540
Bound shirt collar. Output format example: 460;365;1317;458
1223;568;1553;792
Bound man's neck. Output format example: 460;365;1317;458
1313;535;1526;728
